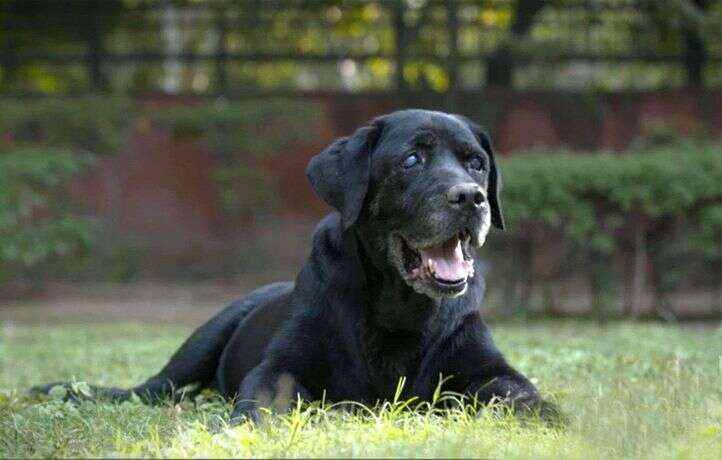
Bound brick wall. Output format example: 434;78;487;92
77;90;722;258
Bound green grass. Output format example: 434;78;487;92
1;321;720;458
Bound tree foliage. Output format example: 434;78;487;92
2;0;721;93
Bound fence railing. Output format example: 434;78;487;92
2;0;721;95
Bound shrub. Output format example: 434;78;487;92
0;146;97;288
494;138;722;318
159;99;323;220
0;96;131;154
0;97;132;291
162;100;319;157
501;141;722;249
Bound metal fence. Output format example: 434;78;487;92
2;0;721;95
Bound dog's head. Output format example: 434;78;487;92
307;109;504;299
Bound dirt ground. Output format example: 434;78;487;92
1;274;718;326
0;272;296;327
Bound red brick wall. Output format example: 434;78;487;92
77;90;722;255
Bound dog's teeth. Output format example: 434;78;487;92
463;259;475;278
427;259;435;274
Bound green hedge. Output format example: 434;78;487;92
0;97;131;154
0;97;324;288
500;139;722;253
162;100;320;158
0;146;97;287
160;99;323;219
0;97;132;290
1;96;719;314
494;137;722;317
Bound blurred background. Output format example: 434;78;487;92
1;0;720;324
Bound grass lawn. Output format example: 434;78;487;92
1;321;720;458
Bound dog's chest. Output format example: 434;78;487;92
363;329;425;399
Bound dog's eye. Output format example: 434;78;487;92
403;153;420;168
469;156;485;171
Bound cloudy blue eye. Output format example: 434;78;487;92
469;156;484;171
403;152;420;168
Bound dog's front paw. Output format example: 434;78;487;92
229;400;263;426
207;402;262;434
29;381;94;403
513;397;566;427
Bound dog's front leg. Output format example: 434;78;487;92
467;372;561;423
460;362;563;423
466;369;543;412
438;315;561;422
229;362;311;425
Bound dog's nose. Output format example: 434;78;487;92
446;183;485;209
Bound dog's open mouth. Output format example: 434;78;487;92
398;230;474;295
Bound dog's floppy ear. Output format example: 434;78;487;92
454;115;505;230
306;119;383;229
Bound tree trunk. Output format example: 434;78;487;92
86;21;107;91
629;221;647;318
487;0;547;87
683;29;705;88
393;1;408;102
683;0;709;88
517;237;534;316
445;1;460;112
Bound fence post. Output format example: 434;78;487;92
628;218;647;318
393;0;408;104
86;12;108;92
683;0;709;89
683;28;706;88
215;5;228;94
1;14;17;90
446;1;459;111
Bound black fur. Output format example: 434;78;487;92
31;109;552;425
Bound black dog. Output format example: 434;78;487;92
33;109;550;424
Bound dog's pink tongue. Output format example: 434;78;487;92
419;236;466;282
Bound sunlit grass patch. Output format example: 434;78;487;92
1;321;720;458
